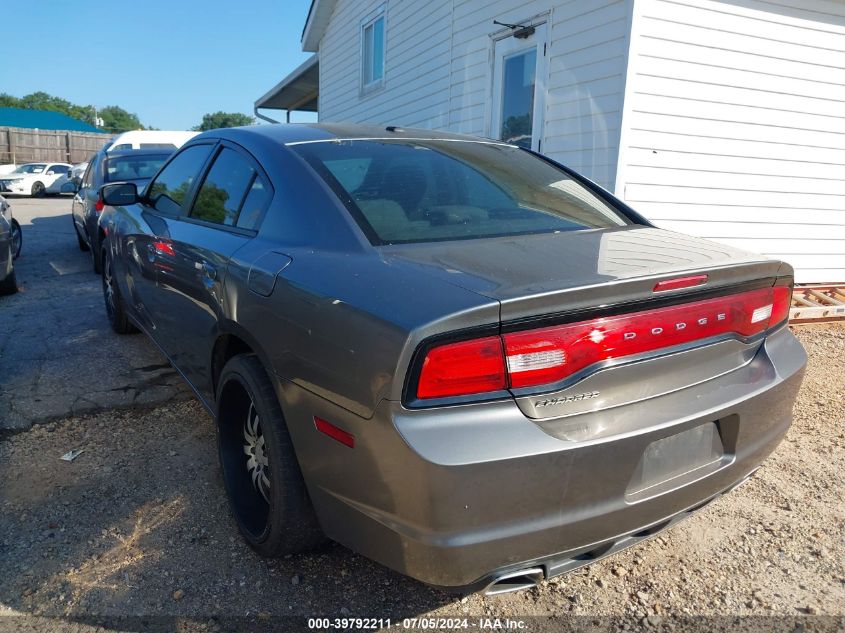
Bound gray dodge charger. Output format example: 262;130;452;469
97;124;806;594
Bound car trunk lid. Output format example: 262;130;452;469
382;226;785;321
394;227;791;434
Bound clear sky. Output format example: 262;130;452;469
3;0;316;130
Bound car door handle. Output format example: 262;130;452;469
200;262;217;280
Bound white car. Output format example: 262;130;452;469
105;130;197;152
0;162;73;197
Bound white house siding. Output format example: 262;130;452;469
617;0;845;283
319;1;454;130
318;0;631;191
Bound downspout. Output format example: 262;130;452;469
254;106;280;124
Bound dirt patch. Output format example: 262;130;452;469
0;325;842;630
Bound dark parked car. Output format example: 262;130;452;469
97;124;806;594
70;148;174;272
0;194;21;295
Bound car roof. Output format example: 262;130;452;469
193;123;510;147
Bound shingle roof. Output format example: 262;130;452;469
0;107;103;133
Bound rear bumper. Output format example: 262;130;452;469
279;326;806;589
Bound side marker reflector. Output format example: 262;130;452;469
314;416;355;448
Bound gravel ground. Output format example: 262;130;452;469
0;197;190;431
0;324;842;632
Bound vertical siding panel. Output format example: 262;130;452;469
617;0;845;282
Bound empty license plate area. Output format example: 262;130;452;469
626;422;726;502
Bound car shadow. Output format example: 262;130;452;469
0;401;459;628
0;208;458;624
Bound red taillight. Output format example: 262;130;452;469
414;286;791;399
416;336;507;399
153;240;175;257
94;198;105;212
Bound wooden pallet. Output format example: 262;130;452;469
790;285;845;324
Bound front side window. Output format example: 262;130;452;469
294;140;629;245
190;148;255;226
362;14;385;88
148;144;214;216
49;165;70;175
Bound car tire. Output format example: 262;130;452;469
74;219;90;251
31;182;45;197
101;238;136;334
10;219;21;259
216;354;325;556
0;268;17;296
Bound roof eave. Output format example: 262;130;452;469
301;0;337;52
254;54;320;112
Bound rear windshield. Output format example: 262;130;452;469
292;140;629;244
105;154;170;182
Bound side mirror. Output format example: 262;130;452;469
60;182;78;194
46;170;55;176
101;182;138;207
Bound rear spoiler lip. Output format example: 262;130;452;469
498;258;788;331
500;272;785;333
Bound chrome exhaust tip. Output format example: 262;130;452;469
483;567;544;596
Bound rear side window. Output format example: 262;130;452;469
237;175;271;230
148;145;214;216
105;154;170;182
293;140;628;244
50;165;70;174
81;161;94;188
190;148;255;226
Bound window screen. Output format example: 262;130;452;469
362;15;385;86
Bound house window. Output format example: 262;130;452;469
362;14;385;88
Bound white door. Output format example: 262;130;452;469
491;23;547;152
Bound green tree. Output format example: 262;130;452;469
193;111;255;131
98;106;143;133
0;92;149;131
2;91;96;125
0;93;20;108
192;183;231;224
